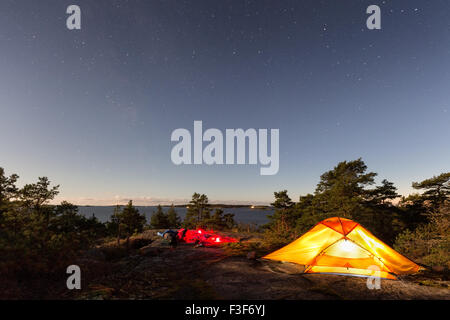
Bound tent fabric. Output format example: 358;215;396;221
263;217;421;280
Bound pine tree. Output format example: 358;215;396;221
109;205;122;246
116;200;146;247
184;193;210;228
166;204;181;228
412;172;450;210
150;204;169;229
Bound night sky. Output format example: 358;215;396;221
0;0;449;205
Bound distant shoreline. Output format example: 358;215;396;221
81;204;272;210
78;205;273;224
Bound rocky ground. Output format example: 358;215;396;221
66;231;450;300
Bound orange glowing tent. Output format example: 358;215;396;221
263;217;422;280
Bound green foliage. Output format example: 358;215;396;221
166;204;181;228
110;200;146;243
0;168;106;281
397;193;429;230
184;193;210;228
181;193;236;230
394;203;450;268
313;158;376;219
367;179;399;204
265;190;301;240
236;222;260;233
265;160;384;240
412;172;450;210
50;201;106;246
148;204;181;229
20;177;60;209
0;167;19;213
262;159;446;246
150;205;170;229
263;227;296;249
204;208;236;230
271;190;294;209
106;205;121;238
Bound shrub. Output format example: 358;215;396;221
394;204;450;268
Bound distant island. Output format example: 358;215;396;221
82;204;272;210
172;204;271;210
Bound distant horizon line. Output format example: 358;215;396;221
50;197;272;207
50;194;407;207
69;203;272;207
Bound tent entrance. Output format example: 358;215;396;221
307;239;392;277
324;239;370;259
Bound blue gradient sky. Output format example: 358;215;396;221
0;1;449;205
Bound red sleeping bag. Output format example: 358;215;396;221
177;228;238;246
